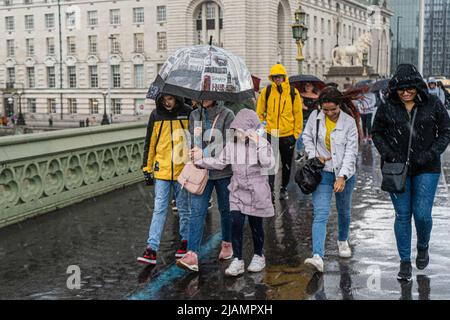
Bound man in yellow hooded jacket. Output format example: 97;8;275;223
256;63;303;201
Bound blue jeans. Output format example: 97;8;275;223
147;179;190;251
389;173;440;262
311;171;356;258
187;177;232;253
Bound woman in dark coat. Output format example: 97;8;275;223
372;64;450;282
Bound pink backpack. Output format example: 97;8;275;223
177;114;220;195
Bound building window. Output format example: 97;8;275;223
67;36;76;55
111;65;121;88
27;98;36;113
45;13;55;29
110;9;121;25
24;0;33;4
89;66;98;88
133;7;144;24
7;67;15;85
89;99;99;114
111;99;121;115
157;6;166;22
88;35;97;54
111;34;120;54
194;2;223;45
25;15;34;30
5;16;14;32
66;11;76;28
7;39;15;56
68;66;77;88
157;32;167;51
47;37;55;55
68;98;77;114
4;0;12;6
27;67;35;88
47;66;56;88
26;38;34;56
134;33;144;53
134;64;144;88
47;98;57;114
87;10;98;26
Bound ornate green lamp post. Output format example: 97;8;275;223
291;5;308;75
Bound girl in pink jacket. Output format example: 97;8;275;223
192;109;275;276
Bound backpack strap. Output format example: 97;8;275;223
264;85;271;120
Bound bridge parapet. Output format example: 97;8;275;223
0;122;147;228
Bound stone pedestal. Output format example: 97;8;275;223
324;66;379;90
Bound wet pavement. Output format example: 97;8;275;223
0;144;449;300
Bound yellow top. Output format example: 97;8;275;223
325;116;337;152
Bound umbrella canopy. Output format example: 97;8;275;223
147;45;255;102
370;79;390;92
354;79;373;88
289;74;326;93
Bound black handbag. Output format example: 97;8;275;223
381;109;417;193
295;113;325;194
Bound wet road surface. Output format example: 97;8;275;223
1;144;449;300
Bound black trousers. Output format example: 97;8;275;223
361;113;373;138
267;134;296;191
231;211;264;260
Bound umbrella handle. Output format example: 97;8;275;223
209;36;213;46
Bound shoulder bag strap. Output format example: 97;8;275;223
208;113;221;143
406;108;417;166
315;110;320;158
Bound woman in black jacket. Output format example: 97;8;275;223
372;64;450;282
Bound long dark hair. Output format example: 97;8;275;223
318;86;366;141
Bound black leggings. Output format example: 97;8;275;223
231;211;264;260
361;113;373;138
267;134;296;191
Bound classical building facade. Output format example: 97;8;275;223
0;0;392;122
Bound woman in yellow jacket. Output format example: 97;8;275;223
137;94;192;266
256;64;303;201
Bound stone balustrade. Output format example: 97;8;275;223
0;122;147;228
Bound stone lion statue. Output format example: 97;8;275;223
332;33;372;67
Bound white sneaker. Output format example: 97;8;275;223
304;254;324;273
247;255;266;273
225;258;245;277
337;240;352;258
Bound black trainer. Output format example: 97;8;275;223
416;246;430;270
280;187;289;200
137;247;157;265
397;261;412;282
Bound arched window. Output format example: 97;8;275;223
194;1;223;46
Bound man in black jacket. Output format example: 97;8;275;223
372;64;450;282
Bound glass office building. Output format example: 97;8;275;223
423;0;450;77
387;0;421;74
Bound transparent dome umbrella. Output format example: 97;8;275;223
147;45;255;103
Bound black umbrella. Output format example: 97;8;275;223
289;74;326;92
370;79;390;92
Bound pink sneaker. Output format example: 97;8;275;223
176;251;199;272
218;241;233;260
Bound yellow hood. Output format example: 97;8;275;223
268;64;289;83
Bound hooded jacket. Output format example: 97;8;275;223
256;64;303;139
188;101;234;180
372;64;450;176
142;95;192;180
195;109;275;217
